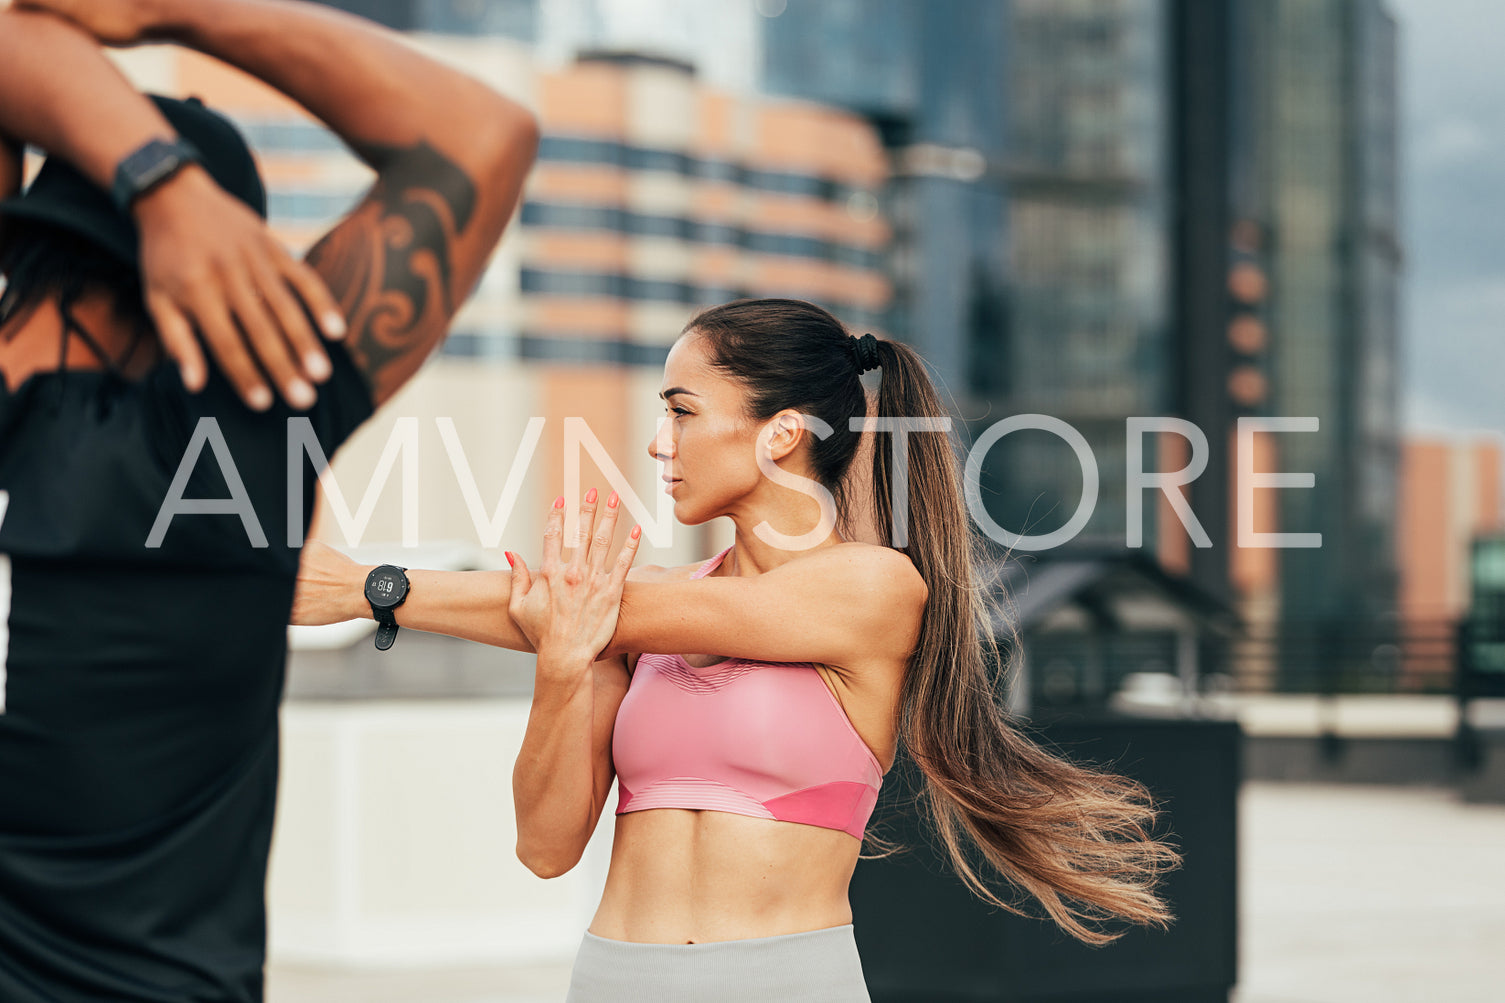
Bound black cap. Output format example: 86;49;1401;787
0;94;266;266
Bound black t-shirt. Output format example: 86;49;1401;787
0;343;374;1002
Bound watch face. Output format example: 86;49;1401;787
365;566;408;608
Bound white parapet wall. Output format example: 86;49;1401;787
267;698;616;969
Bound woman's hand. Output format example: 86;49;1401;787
507;489;641;667
291;539;372;626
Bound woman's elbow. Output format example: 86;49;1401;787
518;843;581;880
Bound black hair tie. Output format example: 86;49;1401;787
848;332;881;373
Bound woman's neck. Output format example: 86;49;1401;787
714;526;848;578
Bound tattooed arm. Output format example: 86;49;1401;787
148;0;539;406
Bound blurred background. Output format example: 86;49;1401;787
88;0;1505;1000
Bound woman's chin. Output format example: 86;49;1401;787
670;498;711;526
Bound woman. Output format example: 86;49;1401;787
295;298;1183;1001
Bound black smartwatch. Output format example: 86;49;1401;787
110;136;205;214
364;564;410;651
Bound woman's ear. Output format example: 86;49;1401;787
764;410;805;462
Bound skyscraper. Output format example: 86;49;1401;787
765;0;1171;549
764;0;1403;691
1230;0;1402;688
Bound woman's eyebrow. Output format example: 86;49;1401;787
659;387;699;399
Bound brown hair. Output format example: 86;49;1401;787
684;297;1182;946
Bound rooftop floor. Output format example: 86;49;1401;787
267;778;1505;1003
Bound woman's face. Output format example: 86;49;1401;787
645;333;765;525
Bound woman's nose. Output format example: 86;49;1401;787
647;417;674;462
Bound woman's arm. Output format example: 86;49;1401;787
292;539;535;650
296;536;927;667
608;544;929;666
508;492;640;879
513;653;625;879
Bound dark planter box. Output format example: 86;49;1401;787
851;716;1241;1003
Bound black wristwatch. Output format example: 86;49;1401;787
364;564;410;651
110;136;205;214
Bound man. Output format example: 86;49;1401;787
0;1;537;999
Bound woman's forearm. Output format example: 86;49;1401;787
0;11;182;188
319;560;537;652
152;0;533;174
512;660;595;877
343;566;677;659
397;568;535;652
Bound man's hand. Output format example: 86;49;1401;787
11;0;349;410
132;166;347;409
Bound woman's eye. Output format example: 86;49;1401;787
667;407;690;416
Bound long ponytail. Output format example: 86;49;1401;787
870;336;1181;945
687;298;1182;945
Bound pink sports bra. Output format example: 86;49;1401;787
612;546;885;841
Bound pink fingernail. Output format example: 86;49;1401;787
505;551;514;567
631;525;641;540
586;487;597;504
608;491;619;508
553;495;565;509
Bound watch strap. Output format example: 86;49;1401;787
373;607;400;652
110;136;204;214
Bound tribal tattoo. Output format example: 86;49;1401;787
306;140;479;405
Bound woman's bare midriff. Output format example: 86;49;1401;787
586;808;865;944
588;556;907;945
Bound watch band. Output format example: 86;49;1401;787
110;136;204;214
373;607;400;652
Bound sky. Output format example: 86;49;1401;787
1389;0;1505;437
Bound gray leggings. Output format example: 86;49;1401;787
564;923;872;1002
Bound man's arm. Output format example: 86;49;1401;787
153;0;539;407
0;7;350;405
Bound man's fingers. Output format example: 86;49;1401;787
251;253;330;385
225;265;314;410
281;250;347;341
188;292;273;411
148;291;205;392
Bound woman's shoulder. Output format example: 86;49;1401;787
781;543;928;623
820;542;925;592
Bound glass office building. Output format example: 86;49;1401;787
765;0;1170;548
1232;0;1401;687
765;0;1402;691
